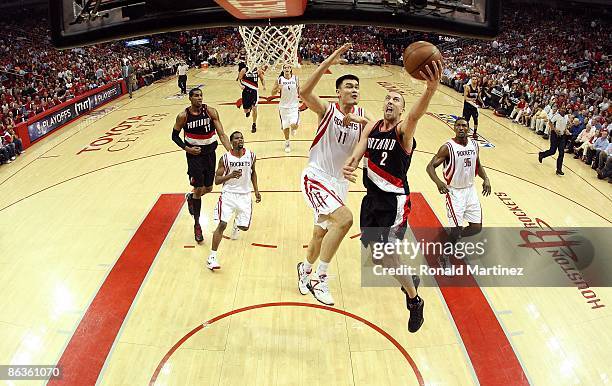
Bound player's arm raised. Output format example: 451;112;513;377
208;106;232;152
301;43;352;119
426;144;450;194
251;158;261;203
398;60;442;153
342;120;377;182
172;111;200;155
476;153;491;196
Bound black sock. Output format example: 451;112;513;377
193;198;201;224
252;122;256;128
408;294;421;304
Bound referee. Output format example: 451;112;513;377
538;107;570;175
177;61;189;94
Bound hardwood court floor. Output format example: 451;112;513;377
0;65;610;386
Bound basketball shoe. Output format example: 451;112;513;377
206;255;220;270
307;274;334;306
296;262;310;295
401;286;424;333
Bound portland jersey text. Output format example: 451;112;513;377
183;105;218;153
242;69;259;90
363;120;413;195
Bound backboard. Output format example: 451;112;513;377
49;0;501;48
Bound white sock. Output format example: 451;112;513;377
285;140;290;147
303;260;313;273
209;250;217;259
316;261;329;277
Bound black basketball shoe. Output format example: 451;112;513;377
402;284;424;333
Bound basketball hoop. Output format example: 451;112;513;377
238;25;304;70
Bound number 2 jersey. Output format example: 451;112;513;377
308;102;365;179
443;138;479;189
363;119;414;195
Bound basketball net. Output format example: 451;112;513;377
238;25;304;70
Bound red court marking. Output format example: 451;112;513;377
251;243;277;248
148;302;424;386
49;194;185;386
302;244;308;248
184;245;195;248
223;235;231;240
349;232;362;239
408;193;528;386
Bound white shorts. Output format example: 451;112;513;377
279;107;299;129
213;191;253;228
445;186;482;227
301;167;348;229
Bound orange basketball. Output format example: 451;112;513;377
403;41;442;80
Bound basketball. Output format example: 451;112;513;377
403;41;442;80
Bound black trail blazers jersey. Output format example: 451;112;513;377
363;120;415;195
182;105;218;154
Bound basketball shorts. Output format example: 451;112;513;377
463;102;479;126
214;191;253;228
242;88;258;110
360;193;411;246
186;150;216;188
301;166;348;229
279;106;299;129
445;186;482;227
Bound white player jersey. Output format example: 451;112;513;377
278;75;299;108
309;102;365;179
221;148;255;194
443;138;479;189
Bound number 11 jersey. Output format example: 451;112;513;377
308;103;365;179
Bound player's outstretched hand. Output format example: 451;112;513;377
342;113;367;127
419;60;443;90
330;43;352;65
343;157;358;183
255;191;262;203
482;178;491;196
436;180;449;194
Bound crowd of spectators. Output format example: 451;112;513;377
1;4;610;182
0;9;183;166
439;4;611;182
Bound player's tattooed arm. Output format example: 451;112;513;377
426;144;450;194
208;107;232;152
301;43;352;118
172;111;200;155
343;120;376;183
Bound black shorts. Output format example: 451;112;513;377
463;102;479;126
360;193;411;246
242;88;258;110
186;150;216;188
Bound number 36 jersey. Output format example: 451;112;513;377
443;138;479;189
308;103;365;179
363;119;413;195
